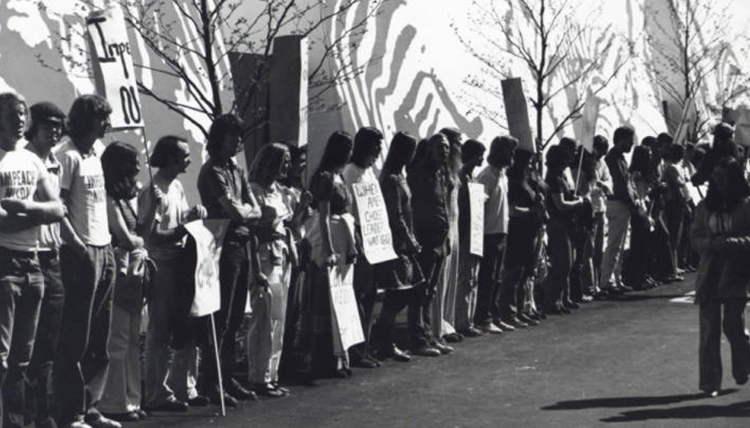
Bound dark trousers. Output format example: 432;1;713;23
55;244;115;424
699;299;750;392
372;287;420;348
543;221;574;311
200;240;249;391
664;201;685;270
352;258;377;358
649;214;675;278
27;250;64;426
474;233;506;327
410;248;445;347
626;214;650;287
0;248;45;428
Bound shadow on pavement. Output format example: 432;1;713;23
542;389;738;410
600;399;750;422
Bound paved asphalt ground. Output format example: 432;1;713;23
138;273;750;428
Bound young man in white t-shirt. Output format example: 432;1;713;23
24;101;67;428
54;95;120;428
0;93;64;428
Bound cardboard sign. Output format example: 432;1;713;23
468;183;485;257
87;7;144;129
351;182;397;265
329;263;364;350
733;108;750;147
185;219;229;317
577;89;601;151
502;78;535;153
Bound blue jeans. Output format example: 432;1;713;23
27;250;64;426
0;247;45;428
55;245;115;424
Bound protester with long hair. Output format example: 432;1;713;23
663;144;691;276
691;156;750;397
246;143;294;397
140;136;208;413
342;127;384;369
98;142;158;422
287;132;356;380
542;145;584;315
197;114;262;406
408;133;454;355
570;146;596;303
371;132;424;362
55;94;121;428
503;148;545;326
625;145;655;290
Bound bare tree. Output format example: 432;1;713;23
456;0;629;152
36;0;384;138
644;0;737;141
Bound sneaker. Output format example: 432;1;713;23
503;317;528;329
64;422;92;428
517;313;539;326
432;341;455;355
85;415;122;428
495;320;516;332
459;327;484;337
479;323;503;334
411;345;441;357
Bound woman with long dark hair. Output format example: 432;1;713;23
542;145;583;315
624;145;655;290
691;156;750;397
287;132;356;380
371;132;424;361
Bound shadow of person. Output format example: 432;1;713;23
542;389;739;410
601;398;750;423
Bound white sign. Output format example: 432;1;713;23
329;264;364;350
87;7;144;129
577;88;601;151
351;182;397;264
185;219;229;317
468;183;485;257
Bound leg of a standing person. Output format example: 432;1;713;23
56;246;98;426
97;304;131;415
543;221;567;311
474;234;500;327
699;300;722;393
82;245;116;423
599;201;629;288
593;212;605;284
28;251;64;427
2;253;44;428
221;246;250;390
723;299;750;385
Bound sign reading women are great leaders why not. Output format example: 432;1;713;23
351;182;397;265
86;7;144;130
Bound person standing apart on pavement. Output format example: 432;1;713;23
140;136;208;413
454;139;485;337
371;132;424;362
197;114;262;406
599;126;637;296
0;93;64;428
24;101;66;428
246;143;294;397
98;142;159;422
54;94;121;428
691;156;750;397
341;127;383;369
474;136;516;333
407;134;454;355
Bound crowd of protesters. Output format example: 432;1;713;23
0;89;749;428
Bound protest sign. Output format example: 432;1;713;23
576;89;601;151
351;181;397;265
502;78;535;153
185;219;229;317
86;7;144;129
468;183;485;257
329;263;364;350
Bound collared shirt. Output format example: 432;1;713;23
475;164;509;235
56;138;110;246
139;174;190;260
197;156;252;221
408;164;450;251
605;147;636;208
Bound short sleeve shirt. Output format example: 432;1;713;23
56;139;110;246
475;165;509;235
0;145;49;251
31;149;63;251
